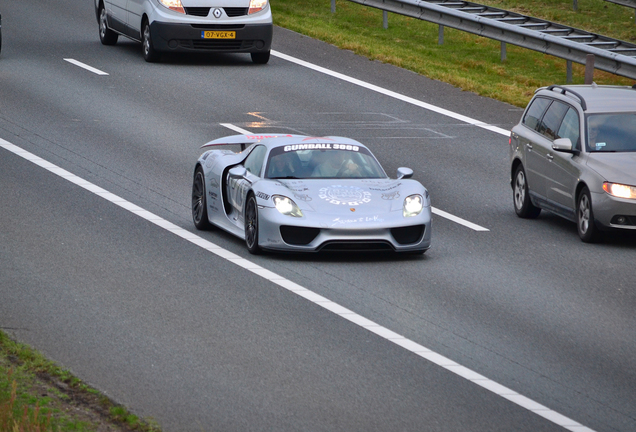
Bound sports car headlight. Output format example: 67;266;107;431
158;0;185;13
249;0;268;14
403;194;424;217
603;182;636;199
273;195;303;217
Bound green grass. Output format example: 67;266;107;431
271;0;635;106
0;331;160;432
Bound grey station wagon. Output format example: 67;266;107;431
509;84;636;242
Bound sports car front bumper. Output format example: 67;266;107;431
257;207;432;253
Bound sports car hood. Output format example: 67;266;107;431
275;179;428;214
586;153;636;185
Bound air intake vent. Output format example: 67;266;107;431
280;226;320;245
391;225;425;245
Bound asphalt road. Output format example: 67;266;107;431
1;1;635;431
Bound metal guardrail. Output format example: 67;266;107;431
605;0;636;8
343;0;636;80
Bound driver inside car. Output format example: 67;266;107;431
311;151;362;178
268;153;295;178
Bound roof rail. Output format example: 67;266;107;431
547;85;588;111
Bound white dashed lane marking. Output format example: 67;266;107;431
63;58;109;76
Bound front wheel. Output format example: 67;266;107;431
513;165;541;218
244;195;261;254
192;166;212;230
142;20;160;63
99;5;118;45
251;51;270;64
577;187;600;243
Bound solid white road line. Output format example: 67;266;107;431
220;123;253;135
218;124;490;232
271;50;510;137
63;59;109;76
0;137;594;431
432;207;490;232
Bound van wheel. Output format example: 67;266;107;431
251;51;270;64
142;19;160;63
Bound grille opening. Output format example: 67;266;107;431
318;241;394;252
280;226;320;246
391;225;425;245
224;7;249;17
190;24;246;30
184;7;210;17
178;40;254;50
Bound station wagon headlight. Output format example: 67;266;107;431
158;0;185;13
249;0;268;14
603;182;636;199
403;194;423;217
273;195;303;217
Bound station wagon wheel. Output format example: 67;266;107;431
513;165;541;218
245;194;261;254
577;186;600;243
99;4;118;45
192;166;212;230
142;19;160;63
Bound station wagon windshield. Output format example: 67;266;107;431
587;113;636;152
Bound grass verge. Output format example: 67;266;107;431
271;0;636;106
0;330;160;432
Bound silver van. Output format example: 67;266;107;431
95;0;273;63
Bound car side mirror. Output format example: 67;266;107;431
228;166;247;178
552;138;573;152
397;167;413;179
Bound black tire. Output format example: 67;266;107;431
577;186;601;243
99;5;118;46
244;194;262;254
142;19;160;63
192;166;212;230
513;164;541;218
251;51;270;64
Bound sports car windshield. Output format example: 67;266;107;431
265;144;388;179
587;113;636;152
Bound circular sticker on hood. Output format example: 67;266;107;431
318;185;371;206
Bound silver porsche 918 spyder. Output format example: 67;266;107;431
191;134;432;254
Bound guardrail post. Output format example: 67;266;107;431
573;0;578;11
438;25;444;45
331;0;336;13
500;41;507;61
585;54;595;83
567;60;573;83
383;10;388;29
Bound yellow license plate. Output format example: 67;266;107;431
201;31;236;39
